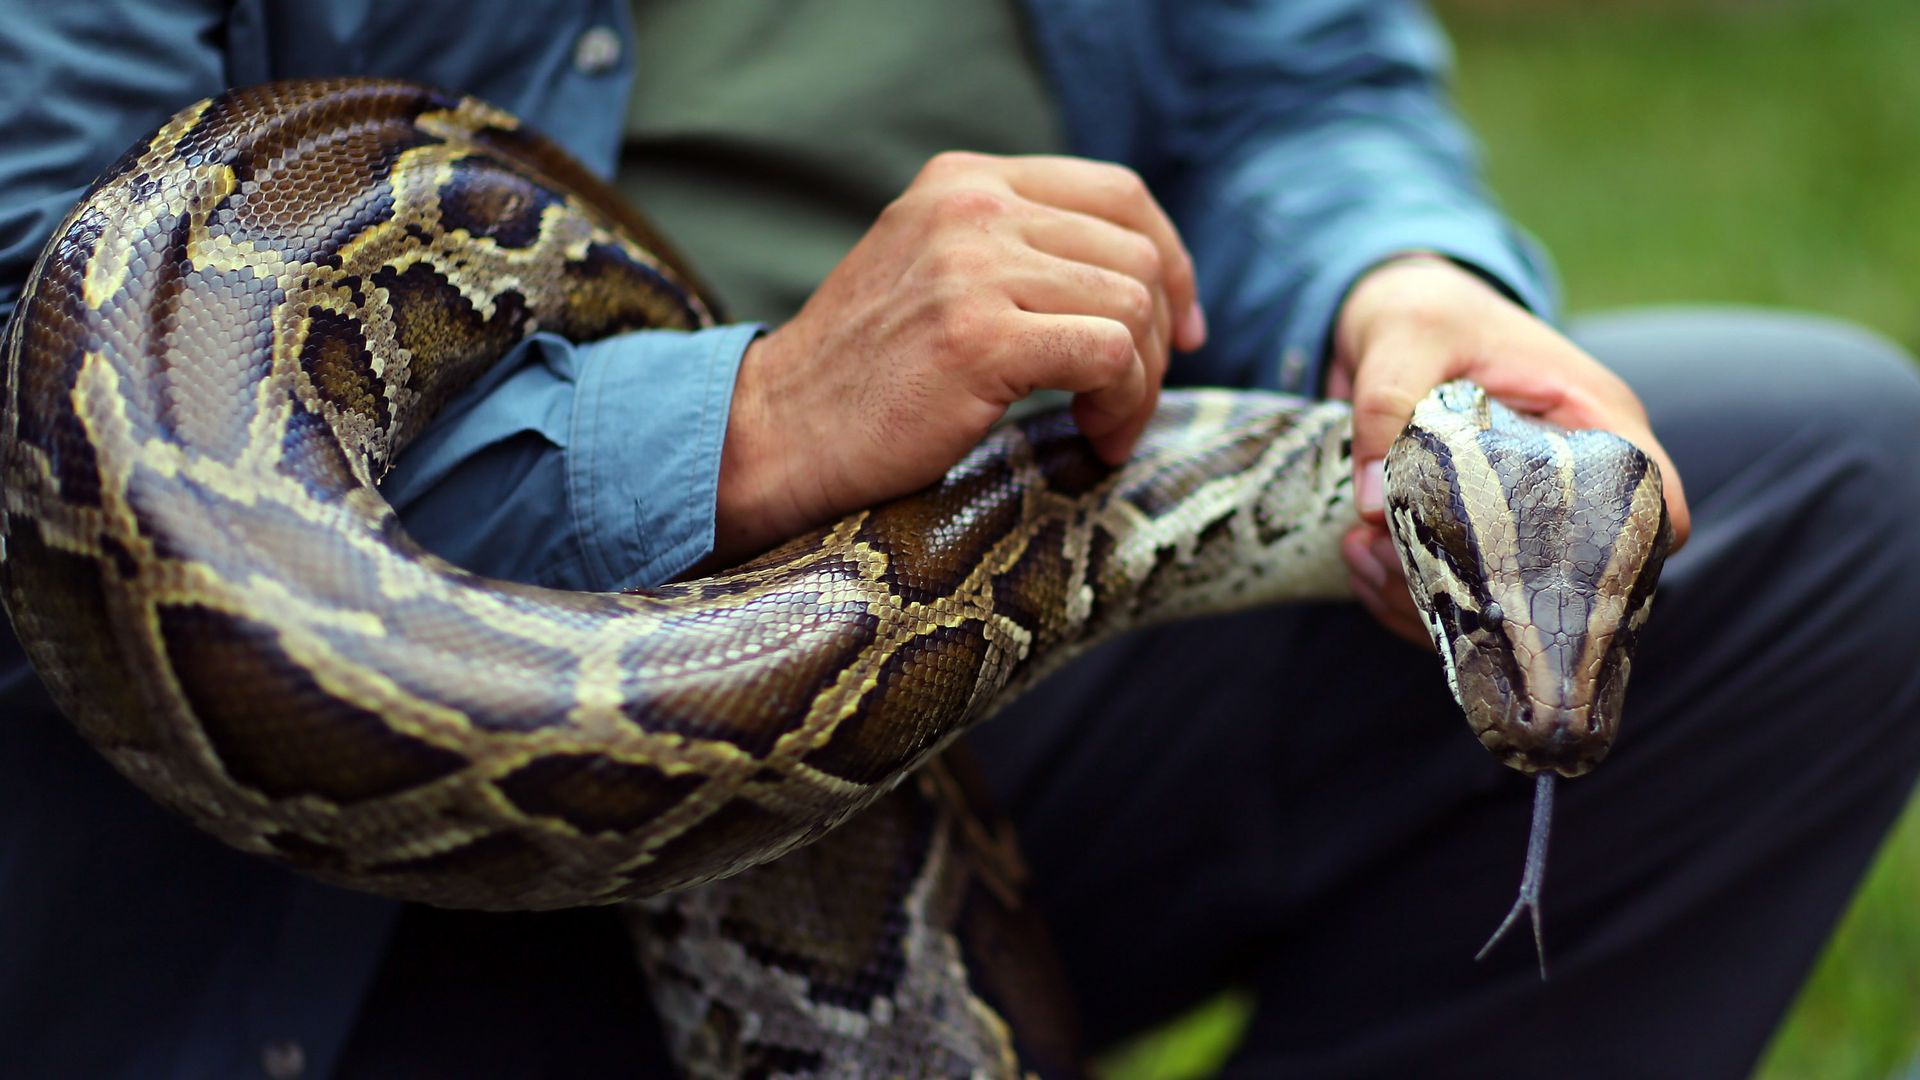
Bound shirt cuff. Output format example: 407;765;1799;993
567;322;760;590
381;324;758;592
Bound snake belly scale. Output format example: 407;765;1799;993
0;79;1667;1076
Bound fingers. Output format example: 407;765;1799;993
1022;207;1167;297
1022;207;1174;374
1343;523;1434;649
998;312;1149;462
1010;251;1164;368
986;154;1206;352
1006;250;1168;455
909;154;1199;463
1345;330;1461;523
1330;257;1692;551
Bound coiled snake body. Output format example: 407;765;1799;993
0;81;1669;1077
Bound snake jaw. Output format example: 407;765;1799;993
1448;635;1612;778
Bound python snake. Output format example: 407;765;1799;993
0;80;1669;1077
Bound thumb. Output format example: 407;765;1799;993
1345;335;1460;524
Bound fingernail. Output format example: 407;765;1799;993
1178;302;1207;349
1356;459;1385;514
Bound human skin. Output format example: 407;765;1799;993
708;151;1204;566
1331;254;1691;645
707;154;1692;646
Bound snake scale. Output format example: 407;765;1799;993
0;80;1669;1077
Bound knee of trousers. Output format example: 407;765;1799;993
1763;315;1920;538
1581;306;1920;535
1587;311;1920;806
1707;320;1920;816
1747;316;1920;675
1692;313;1920;725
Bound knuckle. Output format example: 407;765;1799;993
1115;276;1156;329
1392;292;1461;337
918;240;996;290
929;187;1011;227
921;149;988;180
1128;233;1165;282
934;298;992;364
1354;387;1419;428
1094;161;1147;202
876;191;916;228
1087;321;1137;378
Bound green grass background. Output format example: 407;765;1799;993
1106;1;1920;1075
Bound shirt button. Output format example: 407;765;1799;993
573;26;622;75
260;1040;305;1079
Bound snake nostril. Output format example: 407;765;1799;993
1542;712;1602;762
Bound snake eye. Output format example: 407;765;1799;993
1459;601;1503;638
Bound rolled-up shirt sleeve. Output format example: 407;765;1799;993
381;324;760;591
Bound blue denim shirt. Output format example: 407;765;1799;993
0;1;1551;1074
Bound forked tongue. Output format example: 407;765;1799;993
1476;771;1555;980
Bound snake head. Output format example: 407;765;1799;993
1382;381;1672;778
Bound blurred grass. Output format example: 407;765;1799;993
1447;0;1920;351
1105;1;1920;1076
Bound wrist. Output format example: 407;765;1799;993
712;333;818;565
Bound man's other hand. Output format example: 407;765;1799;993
1328;255;1692;647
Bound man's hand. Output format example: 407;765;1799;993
711;152;1206;564
1329;255;1692;646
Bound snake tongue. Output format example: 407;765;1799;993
1477;771;1555;980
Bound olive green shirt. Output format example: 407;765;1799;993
619;0;1066;323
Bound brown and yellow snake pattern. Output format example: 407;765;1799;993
1;80;1668;1076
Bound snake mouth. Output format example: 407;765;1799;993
1484;709;1610;777
1448;634;1615;778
